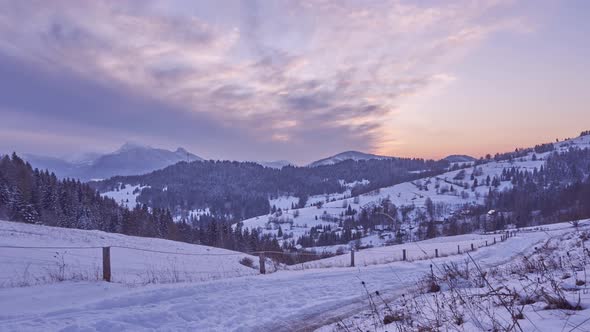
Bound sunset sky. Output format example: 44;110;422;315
0;0;588;164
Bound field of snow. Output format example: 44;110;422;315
269;195;300;210
241;135;590;245
268;180;369;212
0;220;259;287
100;184;148;209
297;233;505;269
0;220;584;331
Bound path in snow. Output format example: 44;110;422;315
0;226;575;332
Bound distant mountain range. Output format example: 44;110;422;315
307;151;477;167
18;142;477;181
307;151;393;167
23;143;202;181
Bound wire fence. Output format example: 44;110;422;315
0;231;519;287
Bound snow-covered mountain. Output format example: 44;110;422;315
308;150;392;167
24;143;203;181
255;160;293;169
443;154;476;163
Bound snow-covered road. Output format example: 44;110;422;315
0;227;575;332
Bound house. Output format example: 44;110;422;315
374;224;392;232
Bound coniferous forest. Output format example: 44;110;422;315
0;153;283;255
2;143;590;255
92;157;450;221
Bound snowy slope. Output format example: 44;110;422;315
0;220;258;287
100;184;149;209
241;135;590;246
0;221;583;331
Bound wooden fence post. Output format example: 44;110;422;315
457;245;460;254
471;243;475;251
350;249;355;267
102;247;111;282
486;240;488;246
435;248;439;258
259;253;266;274
402;249;407;261
494;237;496;244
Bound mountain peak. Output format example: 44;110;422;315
117;142;150;153
175;147;188;154
308;150;392;167
443;155;476;163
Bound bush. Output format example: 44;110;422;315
239;257;254;268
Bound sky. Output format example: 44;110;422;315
0;0;588;164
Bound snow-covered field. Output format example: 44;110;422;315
100;184;148;209
0;220;585;331
297;233;505;269
0;221;258;287
269;195;300;210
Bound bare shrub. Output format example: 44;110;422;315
239;257;254;268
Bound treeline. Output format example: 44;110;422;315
295;223;363;248
92;158;449;221
485;147;590;227
0;153;124;230
0;153;186;239
0;154;285;257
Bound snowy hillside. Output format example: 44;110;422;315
0;220;258;287
308;150;392;167
241;134;590;247
100;183;149;209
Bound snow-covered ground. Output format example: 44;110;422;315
297;233;504;269
322;220;590;332
269;195;300;210
0;220;585;331
268;180;369;212
0;221;258;287
100;184;148;209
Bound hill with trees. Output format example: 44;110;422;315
92;157;449;222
